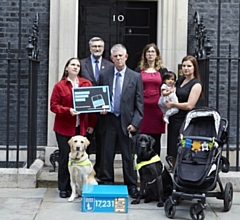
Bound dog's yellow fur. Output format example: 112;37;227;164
68;135;98;202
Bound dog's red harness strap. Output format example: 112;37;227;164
136;155;161;170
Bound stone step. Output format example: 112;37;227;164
37;160;124;188
37;159;240;193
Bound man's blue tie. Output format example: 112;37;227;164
94;60;100;81
114;72;121;116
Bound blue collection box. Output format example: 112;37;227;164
82;185;129;213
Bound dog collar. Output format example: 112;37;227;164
136;155;161;170
68;158;91;166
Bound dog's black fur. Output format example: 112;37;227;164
131;134;173;207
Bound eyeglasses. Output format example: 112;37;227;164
146;50;156;54
91;45;103;48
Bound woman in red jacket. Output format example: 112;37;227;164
50;57;96;198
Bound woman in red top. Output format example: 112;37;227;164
50;57;96;198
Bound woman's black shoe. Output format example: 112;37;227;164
59;191;67;198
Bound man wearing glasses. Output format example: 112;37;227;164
81;37;113;179
81;37;113;85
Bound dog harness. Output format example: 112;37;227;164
135;154;161;170
68;158;92;166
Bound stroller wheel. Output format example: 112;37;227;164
164;198;176;219
223;182;233;211
190;203;205;220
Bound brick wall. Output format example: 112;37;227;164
0;0;49;146
187;0;240;144
188;0;239;57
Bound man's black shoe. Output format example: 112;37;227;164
96;177;114;185
128;187;140;198
59;191;67;198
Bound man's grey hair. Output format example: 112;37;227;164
89;37;104;47
110;44;127;55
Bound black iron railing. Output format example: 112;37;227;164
0;13;39;168
194;11;240;171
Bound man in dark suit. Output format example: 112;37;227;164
81;37;113;86
80;37;113;178
98;44;144;198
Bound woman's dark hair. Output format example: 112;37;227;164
162;71;177;83
61;57;81;80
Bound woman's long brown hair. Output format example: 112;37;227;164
61;57;81;80
138;43;165;70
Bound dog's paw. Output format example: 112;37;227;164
131;199;140;205
68;193;78;202
68;195;75;202
73;193;79;198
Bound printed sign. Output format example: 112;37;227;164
72;86;111;113
83;197;95;212
82;197;126;213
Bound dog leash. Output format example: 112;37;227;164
128;130;133;138
128;130;138;170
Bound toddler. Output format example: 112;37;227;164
158;71;179;124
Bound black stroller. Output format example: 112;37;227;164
164;107;233;220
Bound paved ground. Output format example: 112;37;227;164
0;187;239;220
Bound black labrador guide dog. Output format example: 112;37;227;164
131;134;173;207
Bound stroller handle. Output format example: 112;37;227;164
221;118;228;131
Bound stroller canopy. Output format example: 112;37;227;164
182;108;221;138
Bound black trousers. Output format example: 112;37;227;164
55;126;79;191
98;113;137;190
145;133;162;156
93;118;102;178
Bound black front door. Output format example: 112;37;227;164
78;0;157;69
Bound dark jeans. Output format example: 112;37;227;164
55;126;79;191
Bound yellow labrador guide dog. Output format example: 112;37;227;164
68;135;98;202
